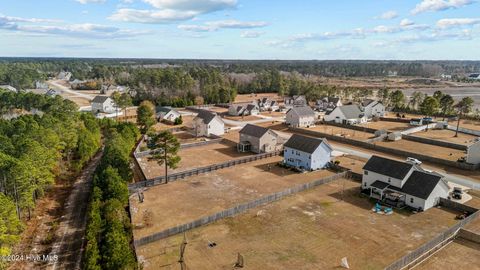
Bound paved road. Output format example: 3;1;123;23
47;150;103;270
47;80;94;101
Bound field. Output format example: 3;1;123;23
410;129;478;145
130;156;335;239
416;239;480;270
136;140;252;179
333;155;368;174
375;140;466;161
234;93;282;103
136;179;460;270
358;121;411;132
307;124;376;141
457;119;480;132
223;115;263;121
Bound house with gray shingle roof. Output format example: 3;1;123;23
323;104;367;125
283;134;332;171
316;97;342;112
92;95;116;114
286;106;316;128
284;95;307;109
193;110;224;137
361;99;385;119
228;103;260;116
238;124;283;153
362;155;449;211
156;106;181;123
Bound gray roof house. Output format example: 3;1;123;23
92;95;116;114
286;106;316;128
361;99;386;118
284;95;307;108
193;110;225;137
316;97;342;112
228;103;260;116
362;155;449;211
323;104;367;125
283;134;332;171
156;106;181;123
238;124;284;153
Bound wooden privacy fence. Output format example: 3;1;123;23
384;199;479;270
133;172;348;247
129;151;281;192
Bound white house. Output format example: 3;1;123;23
362;99;386;118
324;105;367;125
57;71;72;81
468;73;480;80
284;95;307;108
156;107;181;123
0;85;17;93
238;124;284;153
286;106;316;128
316;97;342;112
193;110;225;137
228;103;260;116
362;155;449;211
467;139;480;165
92;95;116;114
283;134;332;171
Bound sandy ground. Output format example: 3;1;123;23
457;119;480;132
234;93;282;104
307;124;376;141
152;115;195;131
333;155;368;174
416;239;480;270
375;140;466;161
137;140;252;179
131;157;336;239
136;179;461;270
223;115;263;121
411;129;478;145
358;121;411;132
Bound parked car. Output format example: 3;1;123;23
406;157;422;165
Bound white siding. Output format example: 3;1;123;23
467;141;480;164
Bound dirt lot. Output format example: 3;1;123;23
137;140;252;179
416;239;480;270
411;128;478;145
333;155;368;174
375;140;466;161
131;157;336;239
136;179;459;270
207;106;229;114
152;115;195;131
307;124;376;141
358;121;411;132
223;115;263;121
457;119;480;132
235;93;282;103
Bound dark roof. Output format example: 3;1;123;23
400;171;443;200
246;104;258;111
92;95;111;104
195;110;217;124
239;124;270;138
371;181;390;190
156;106;173;114
288;106;315;117
362;99;375;107
284;134;331;154
363;155;414;180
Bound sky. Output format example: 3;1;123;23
0;0;479;59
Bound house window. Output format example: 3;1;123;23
364;182;367;187
410;198;414;203
364;171;368;175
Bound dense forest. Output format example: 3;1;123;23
0;90;102;266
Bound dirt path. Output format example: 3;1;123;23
46;150;103;270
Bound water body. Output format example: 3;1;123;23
402;87;480;110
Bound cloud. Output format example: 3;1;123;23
240;31;265;38
437;18;480;28
400;19;415;27
411;0;475;15
0;15;147;39
111;0;237;23
75;0;106;4
377;11;398;20
178;20;268;32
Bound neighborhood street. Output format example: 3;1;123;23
47;80;95;101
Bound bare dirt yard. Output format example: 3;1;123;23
375;140;466;161
411;128;478;145
307;124;376;141
136;179;460;270
457;119;480;132
137;140;252;179
333;155;368;174
131;157;336;239
358;121;411;132
223;115;263;121
416;239;480;270
152;115;195;131
234;93;282;103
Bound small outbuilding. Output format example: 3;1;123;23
283;134;332;171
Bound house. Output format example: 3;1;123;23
193;110;225;137
284;95;307;108
0;85;17;93
35;81;49;90
101;84;128;95
316;97;342;112
91;95;116;114
324;105;367;125
468;73;480;80
238;124;283;153
228;103;260;116
410;118;423;126
269;100;280;111
467;139;480;164
286;106;316;128
156;106;181;123
283;134;332;171
257;98;280;112
57;71;72;81
362;99;385;118
362;155;449;211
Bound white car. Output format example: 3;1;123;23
406;157;422;165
